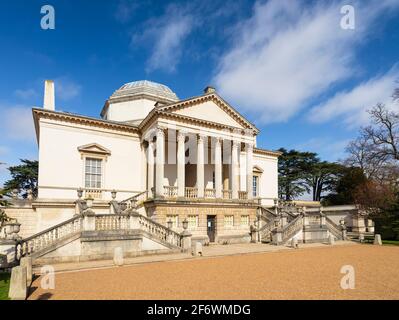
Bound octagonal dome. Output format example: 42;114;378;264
110;80;179;102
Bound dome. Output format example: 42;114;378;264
110;80;179;102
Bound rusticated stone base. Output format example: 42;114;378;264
144;199;257;244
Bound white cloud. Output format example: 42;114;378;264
1;106;35;142
14;88;38;100
296;137;351;161
308;67;399;127
114;0;140;23
212;0;399;124
132;4;195;73
55;77;81;101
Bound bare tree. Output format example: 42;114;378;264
362;103;399;162
344;134;387;179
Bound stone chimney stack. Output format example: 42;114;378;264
43;80;55;111
204;86;216;94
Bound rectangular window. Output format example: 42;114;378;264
166;215;179;228
224;215;234;227
85;158;102;188
253;176;259;197
240;215;250;226
187;215;198;229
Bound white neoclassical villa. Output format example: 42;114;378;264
0;80;373;265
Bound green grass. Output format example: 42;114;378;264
382;240;399;246
0;273;11;300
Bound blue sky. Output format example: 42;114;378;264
0;0;399;185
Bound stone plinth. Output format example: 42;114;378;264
374;234;382;246
8;266;27;300
20;257;33;286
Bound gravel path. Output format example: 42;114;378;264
28;244;399;300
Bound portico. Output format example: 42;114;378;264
143;126;256;202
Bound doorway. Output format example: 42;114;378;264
207;215;216;242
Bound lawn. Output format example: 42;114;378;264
0;273;10;300
382;240;399;246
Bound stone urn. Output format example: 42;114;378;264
4;222;21;240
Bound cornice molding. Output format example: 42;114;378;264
253;147;282;157
33;108;139;135
156;93;259;133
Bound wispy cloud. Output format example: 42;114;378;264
14;88;38;100
132;4;196;73
55;77;81;101
295;137;352;161
308;66;399;127
114;0;141;24
0;105;35;142
213;0;399;124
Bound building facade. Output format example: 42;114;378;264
31;80;279;243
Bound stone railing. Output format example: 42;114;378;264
238;191;248;200
16;214;83;258
164;186;178;198
137;214;182;248
281;214;303;243
85;188;103;199
120;191;148;210
222;190;232;200
185;187;198;199
95;214;130;231
259;219;276;242
325;216;343;240
204;188;216;198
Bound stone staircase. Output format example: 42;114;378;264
15;207;186;264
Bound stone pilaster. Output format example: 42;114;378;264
231;140;239;199
155;127;165;198
147;141;155;197
197;134;205;198
214;137;222;198
246;142;254;199
177;131;186;197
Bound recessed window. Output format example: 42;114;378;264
224;215;234;227
166;215;179;228
253;176;259;197
187;215;198;229
240;215;250;226
85;158;102;188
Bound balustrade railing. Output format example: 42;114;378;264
325;216;343;240
85;188;103;199
222;190;232;199
238;191;248;200
95;214;130;231
185;187;198;198
281;214;303;243
164;186;178;198
204;188;216;198
137;214;182;247
16;214;83;258
120;191;148;211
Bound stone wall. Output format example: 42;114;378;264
146;201;257;244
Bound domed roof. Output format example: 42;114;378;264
110;80;179;102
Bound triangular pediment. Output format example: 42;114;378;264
158;94;258;132
77;143;111;155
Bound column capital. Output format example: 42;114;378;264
197;134;207;143
177;130;186;142
232;140;241;148
156;126;166;137
214;136;223;145
245;142;254;151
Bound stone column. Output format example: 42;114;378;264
197;134;205;198
214;137;222;198
155;127;165;198
177;131;186;197
231;140;239;199
246;142;254;199
147;141;155;197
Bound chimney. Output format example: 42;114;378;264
43;80;55;111
204;86;216;94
